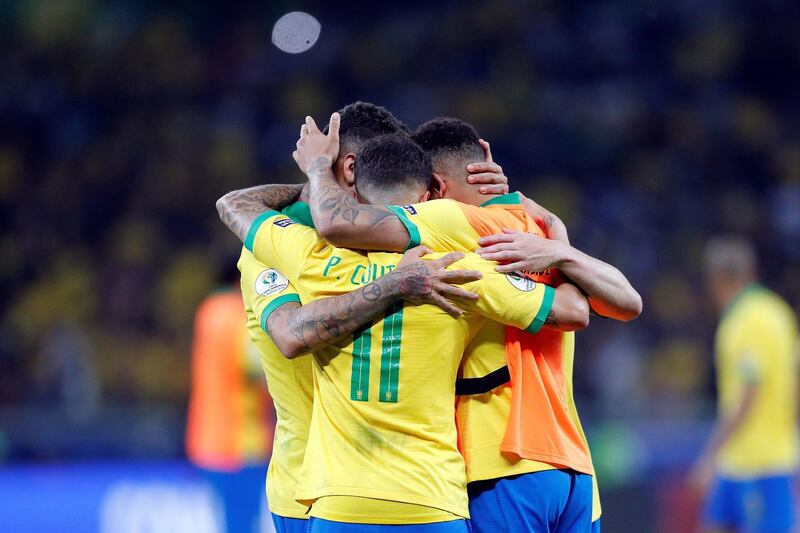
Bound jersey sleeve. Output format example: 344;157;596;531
387;196;539;253
732;317;772;384
454;253;555;334
244;210;325;281
737;350;763;383
238;248;301;334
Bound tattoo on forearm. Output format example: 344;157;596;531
275;256;456;355
363;283;383;301
307;157;394;230
544;309;557;325
280;274;394;354
217;184;303;242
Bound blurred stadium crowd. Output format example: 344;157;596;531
0;0;798;505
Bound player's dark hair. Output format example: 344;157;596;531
354;133;432;195
411;117;484;168
325;101;409;155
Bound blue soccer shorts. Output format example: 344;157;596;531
703;474;796;533
273;514;310;533
468;469;593;533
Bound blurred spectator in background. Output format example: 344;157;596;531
690;237;799;533
186;261;275;533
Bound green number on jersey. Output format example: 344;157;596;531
349;303;404;403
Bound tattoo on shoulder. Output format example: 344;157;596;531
544;309;557;325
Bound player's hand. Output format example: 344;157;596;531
393;246;482;318
477;229;568;273
292;112;340;176
466;139;509;195
518;194;570;243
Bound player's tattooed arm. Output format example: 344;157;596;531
266;247;481;359
545;282;591;331
478;230;642;322
292;113;412;252
216;183;304;242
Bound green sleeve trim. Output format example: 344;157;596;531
281;201;315;228
244;210;282;252
480;192;522;207
526;285;555;334
386;206;421;252
259;293;302;333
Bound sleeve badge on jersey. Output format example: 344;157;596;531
505;271;537;292
273;218;294;228
255;269;290;296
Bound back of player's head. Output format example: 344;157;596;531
354;132;432;205
411;117;485;172
325;101;409;157
703;236;757;280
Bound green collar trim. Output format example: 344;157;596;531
281;201;315;228
721;283;762;320
480;192;521;207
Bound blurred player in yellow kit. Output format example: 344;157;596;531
691;237;799;533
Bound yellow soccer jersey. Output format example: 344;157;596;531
715;284;800;478
238;248;313;519
386;194;531;252
386;194;602;520
245;210;555;522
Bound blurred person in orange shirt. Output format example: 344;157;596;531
186;261;275;533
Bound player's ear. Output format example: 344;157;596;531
342;152;357;187
418;189;431;203
431;173;447;199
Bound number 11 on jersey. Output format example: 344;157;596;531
350;302;404;403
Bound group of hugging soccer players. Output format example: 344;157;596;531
215;101;643;533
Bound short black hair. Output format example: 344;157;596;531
411;117;484;167
354;133;432;196
325;101;409;155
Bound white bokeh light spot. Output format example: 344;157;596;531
271;11;321;54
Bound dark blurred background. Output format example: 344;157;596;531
1;1;799;531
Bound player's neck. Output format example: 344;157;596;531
449;185;497;207
719;279;757;313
